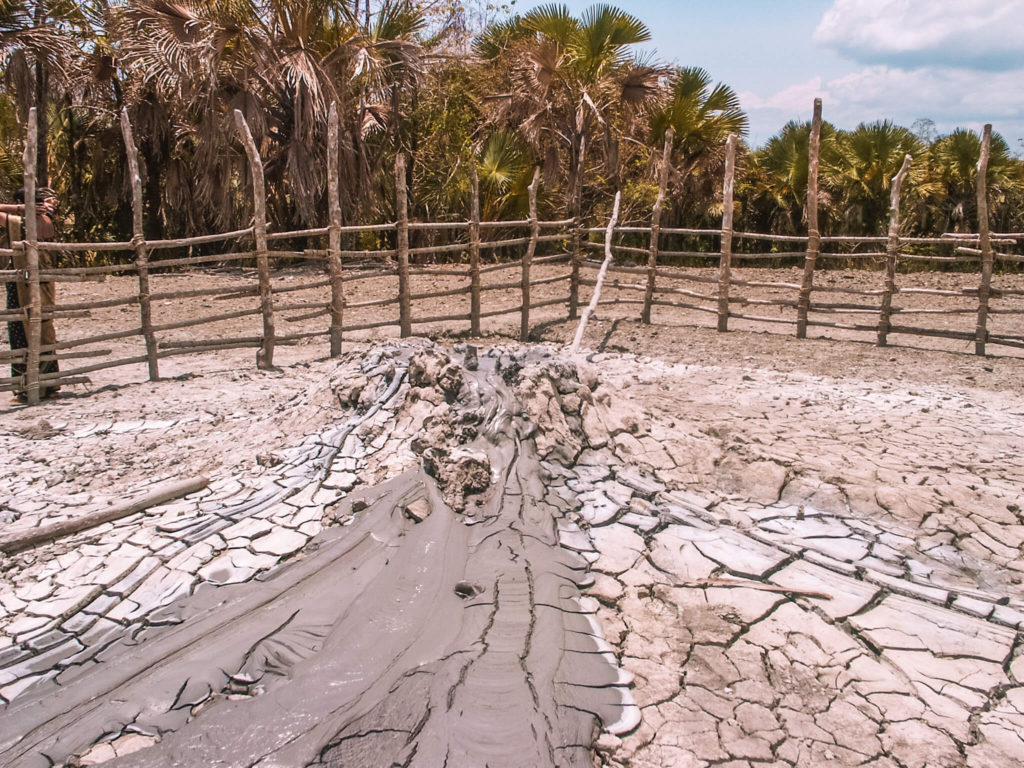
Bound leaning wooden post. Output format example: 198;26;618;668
643;128;673;324
877;154;912;347
233;110;275;368
568;135;587;320
21;108;41;405
569;191;620;354
395;153;412;337
796;98;822;339
974;124;993;356
120;110;159;380
717;133;738;332
521;166;540;342
469;164;482;336
327;102;345;356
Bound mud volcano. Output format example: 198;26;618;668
0;342;639;767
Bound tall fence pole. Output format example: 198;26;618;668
643;128;673;324
21;108;41;404
327;102;345;356
975;124;993;356
233;110;275;369
568;135;587;320
469;164;482;336
395;153;411;337
569;191;620;355
717;133;738;332
120;110;159;380
521;167;540;342
877;154;912;347
796;97;822;339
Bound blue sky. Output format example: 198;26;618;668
539;0;1024;150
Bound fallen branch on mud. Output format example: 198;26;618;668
0;475;209;554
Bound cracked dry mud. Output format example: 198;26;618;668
0;329;1022;768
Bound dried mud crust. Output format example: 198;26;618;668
0;267;1022;767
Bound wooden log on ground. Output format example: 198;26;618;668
234;110;275;368
522;167;540;341
796;98;822;339
643;128;673;324
327;103;345;356
975;124;993;356
0;475;210;554
718;133;738;332
121;109;160;380
470;165;481;336
395;154;412;336
878;154;912;347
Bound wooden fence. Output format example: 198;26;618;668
1;100;1022;405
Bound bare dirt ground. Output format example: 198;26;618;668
1;266;1023;767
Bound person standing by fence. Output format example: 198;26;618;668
0;187;61;402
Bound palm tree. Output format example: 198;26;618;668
929;128;1017;233
475;3;661;214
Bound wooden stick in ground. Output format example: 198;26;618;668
21;108;41;405
0;476;209;555
643;128;674;324
796;98;822;339
877;153;912;347
234;109;275;368
717;133;738;332
569;191;620;354
395;153;412;337
975;124;993;356
327;102;345;356
469;164;482;336
569;134;587;320
521;167;540;342
121;109;159;380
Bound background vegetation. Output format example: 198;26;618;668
1;0;1022;247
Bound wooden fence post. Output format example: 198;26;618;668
120;109;159;380
469;164;481;336
568;135;587;320
233;110;275;369
717;133;738;332
975;124;993;356
21;108;41;404
521;167;540;342
327;102;345;356
877;154;912;347
796;98;822;339
643;128;673;324
395;153;412;337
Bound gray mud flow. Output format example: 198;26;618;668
0;344;634;767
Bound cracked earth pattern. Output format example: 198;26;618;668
0;330;1022;768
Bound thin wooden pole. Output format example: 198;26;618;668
569;135;587;320
21;108;41;405
717;133;738;332
796;98;822;339
233;110;275;368
643;128;674;324
120;109;159;380
521;167;540;342
877;154;912;347
469;164;481;336
395;153;411;337
569;191;620;354
327;102;344;356
975;124;993;356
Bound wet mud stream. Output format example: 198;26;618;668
0;344;635;767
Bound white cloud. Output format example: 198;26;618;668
814;0;1024;70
